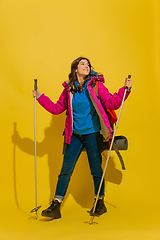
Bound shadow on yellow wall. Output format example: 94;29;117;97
12;114;123;211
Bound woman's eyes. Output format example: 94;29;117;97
81;62;89;66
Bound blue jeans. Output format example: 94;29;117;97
54;132;105;200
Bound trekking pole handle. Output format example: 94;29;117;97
125;75;131;90
34;79;37;91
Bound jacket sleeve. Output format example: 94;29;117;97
98;81;131;110
37;88;67;115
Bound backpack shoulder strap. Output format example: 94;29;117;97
93;81;100;99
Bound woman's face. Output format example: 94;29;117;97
75;59;90;78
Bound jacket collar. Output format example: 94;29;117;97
87;74;105;86
62;81;69;88
62;74;105;89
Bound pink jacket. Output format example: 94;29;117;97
37;75;130;144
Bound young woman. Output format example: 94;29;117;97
32;57;132;219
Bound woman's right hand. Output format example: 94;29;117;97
32;86;41;99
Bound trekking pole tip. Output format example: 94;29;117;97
89;216;94;225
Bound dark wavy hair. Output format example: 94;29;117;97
66;57;96;93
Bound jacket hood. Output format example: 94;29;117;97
62;74;105;88
87;74;105;86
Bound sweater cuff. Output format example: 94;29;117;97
127;86;132;92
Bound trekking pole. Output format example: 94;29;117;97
89;75;131;225
30;79;41;219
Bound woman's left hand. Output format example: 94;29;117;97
124;77;132;90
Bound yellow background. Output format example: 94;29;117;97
0;0;160;239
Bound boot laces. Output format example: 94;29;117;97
48;200;56;210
